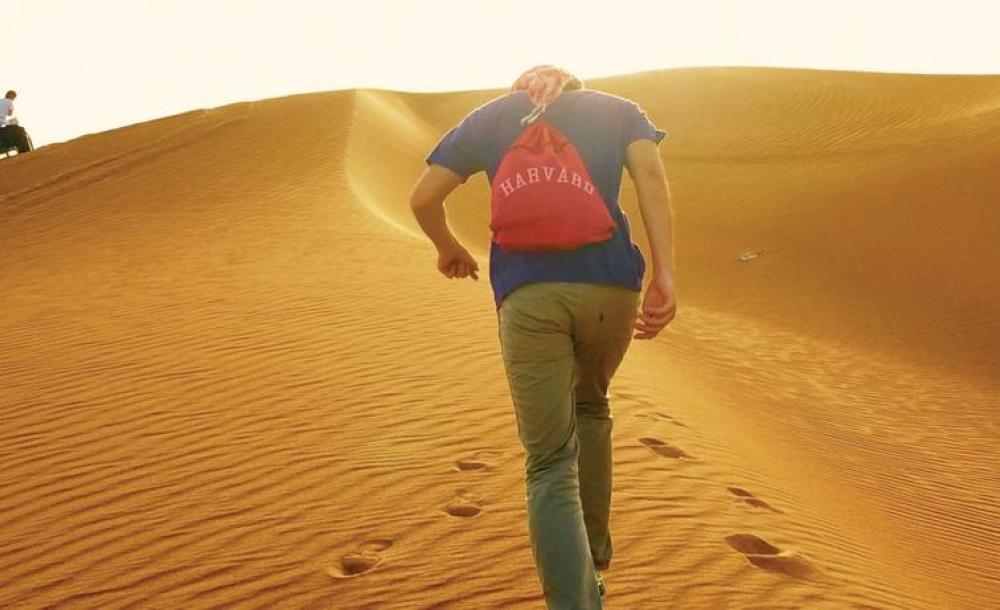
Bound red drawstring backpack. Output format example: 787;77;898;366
489;120;617;251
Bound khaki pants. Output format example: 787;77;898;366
498;282;639;610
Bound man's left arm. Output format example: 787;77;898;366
409;164;480;280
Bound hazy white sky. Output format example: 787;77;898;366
8;0;1000;146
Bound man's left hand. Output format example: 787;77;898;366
437;242;479;280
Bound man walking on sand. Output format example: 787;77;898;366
0;90;34;154
410;65;676;609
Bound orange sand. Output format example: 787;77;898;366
1;68;998;609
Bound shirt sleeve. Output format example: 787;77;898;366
426;109;486;182
622;100;666;147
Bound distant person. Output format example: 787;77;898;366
410;65;675;609
0;90;34;154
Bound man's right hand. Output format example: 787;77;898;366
634;274;676;340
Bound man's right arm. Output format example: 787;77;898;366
626;138;677;338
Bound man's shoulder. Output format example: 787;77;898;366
576;89;631;102
570;89;643;111
467;89;637;116
452;92;532;133
469;91;526;115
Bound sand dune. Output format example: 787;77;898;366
1;67;998;609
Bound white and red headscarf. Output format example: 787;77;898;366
512;65;583;125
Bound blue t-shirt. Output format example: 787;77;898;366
426;89;666;308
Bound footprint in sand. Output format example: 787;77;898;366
634;412;688;428
454;450;501;472
727;487;784;514
725;533;817;579
639;437;692;459
327;539;394;578
444;489;483;518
